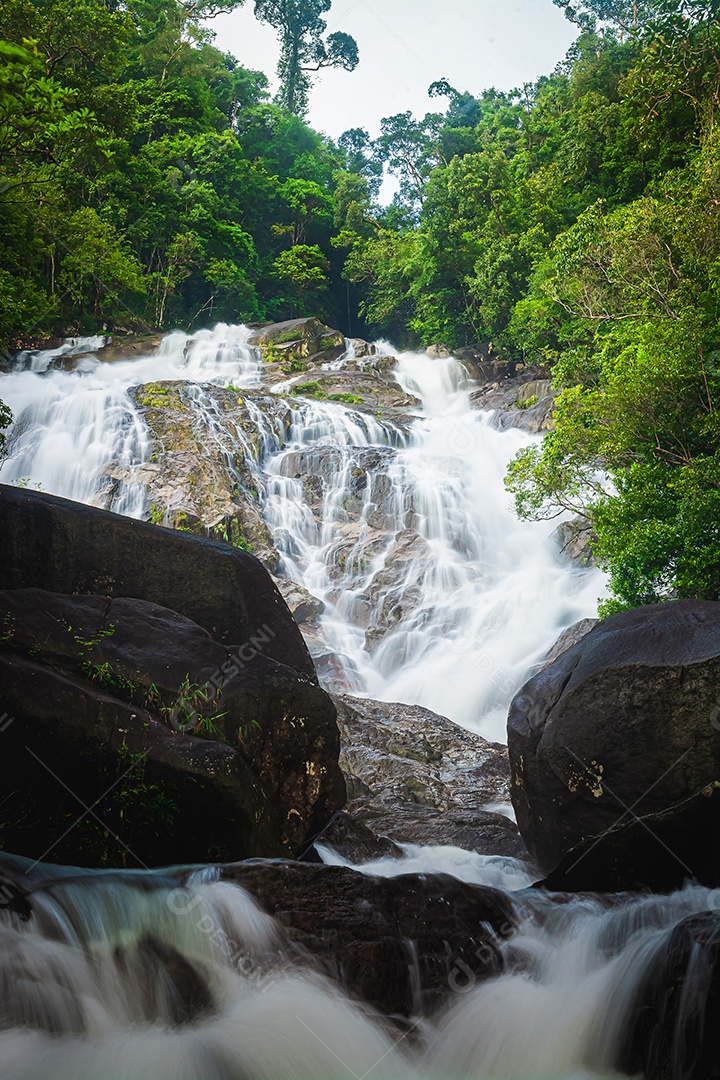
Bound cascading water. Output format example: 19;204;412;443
0;327;709;1080
0;847;716;1080
264;347;603;738
0;324;603;739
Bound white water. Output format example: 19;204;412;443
0;847;716;1080
0;325;604;740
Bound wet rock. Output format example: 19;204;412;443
249;318;345;366
470;369;557;433
551;516;597;568
220;860;516;1017
542;618;599;667
87;334;164;364
331;695;528;860
312;810;403;862
618;911;720;1080
271;577;325;625
129;381;288;570
362;530;432;652
346;338;377;359
279;370;420;414
508;600;720;885
0;586;344;866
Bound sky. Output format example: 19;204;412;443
208;0;579;143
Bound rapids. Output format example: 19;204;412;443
0;324;603;740
0;846;716;1080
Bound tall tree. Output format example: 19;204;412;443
254;0;358;116
552;0;664;37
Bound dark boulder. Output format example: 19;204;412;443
220;860;515;1017
0;587;345;867
541;618;598;668
617;911;720;1080
0;484;315;679
540;786;720;894
508;601;720;886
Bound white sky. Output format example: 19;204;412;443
209;0;578;141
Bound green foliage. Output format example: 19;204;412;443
165;674;227;736
254;0;359;117
0;0;365;345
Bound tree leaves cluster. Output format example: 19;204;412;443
0;0;365;347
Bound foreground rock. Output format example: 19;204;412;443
0;484;314;677
0;586;344;866
317;695;528;861
508;601;720;888
0;488;344;865
222;860;515;1017
0;853;515;1022
618;911;720;1080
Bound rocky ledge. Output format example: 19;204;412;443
314;695;529;863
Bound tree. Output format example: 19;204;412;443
337;127;383;196
253;0;359;116
374;111;443;217
273;243;329;315
552;0;664;37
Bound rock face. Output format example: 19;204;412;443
321;695;528;860
0;587;345;867
0;484;315;678
128;382;288;570
508;601;720;886
470;369;557;434
618;911;720;1080
220;860;515;1017
551;516;597;568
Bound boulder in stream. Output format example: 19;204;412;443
314;695;528;861
508;600;720;889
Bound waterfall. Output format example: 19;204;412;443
0;325;604;740
0;848;714;1080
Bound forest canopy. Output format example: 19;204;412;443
1;0;719;612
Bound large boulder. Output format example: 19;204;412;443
319;695;528;860
0;484;315;679
617;911;720;1080
508;601;720;886
222;861;515;1017
248;318;345;366
0;587;345;867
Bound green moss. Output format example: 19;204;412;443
516;395;539;410
293;381;326;400
329;392;363;404
142;383;172;409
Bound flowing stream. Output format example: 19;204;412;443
0;847;714;1080
0;328;707;1079
0;324;603;741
